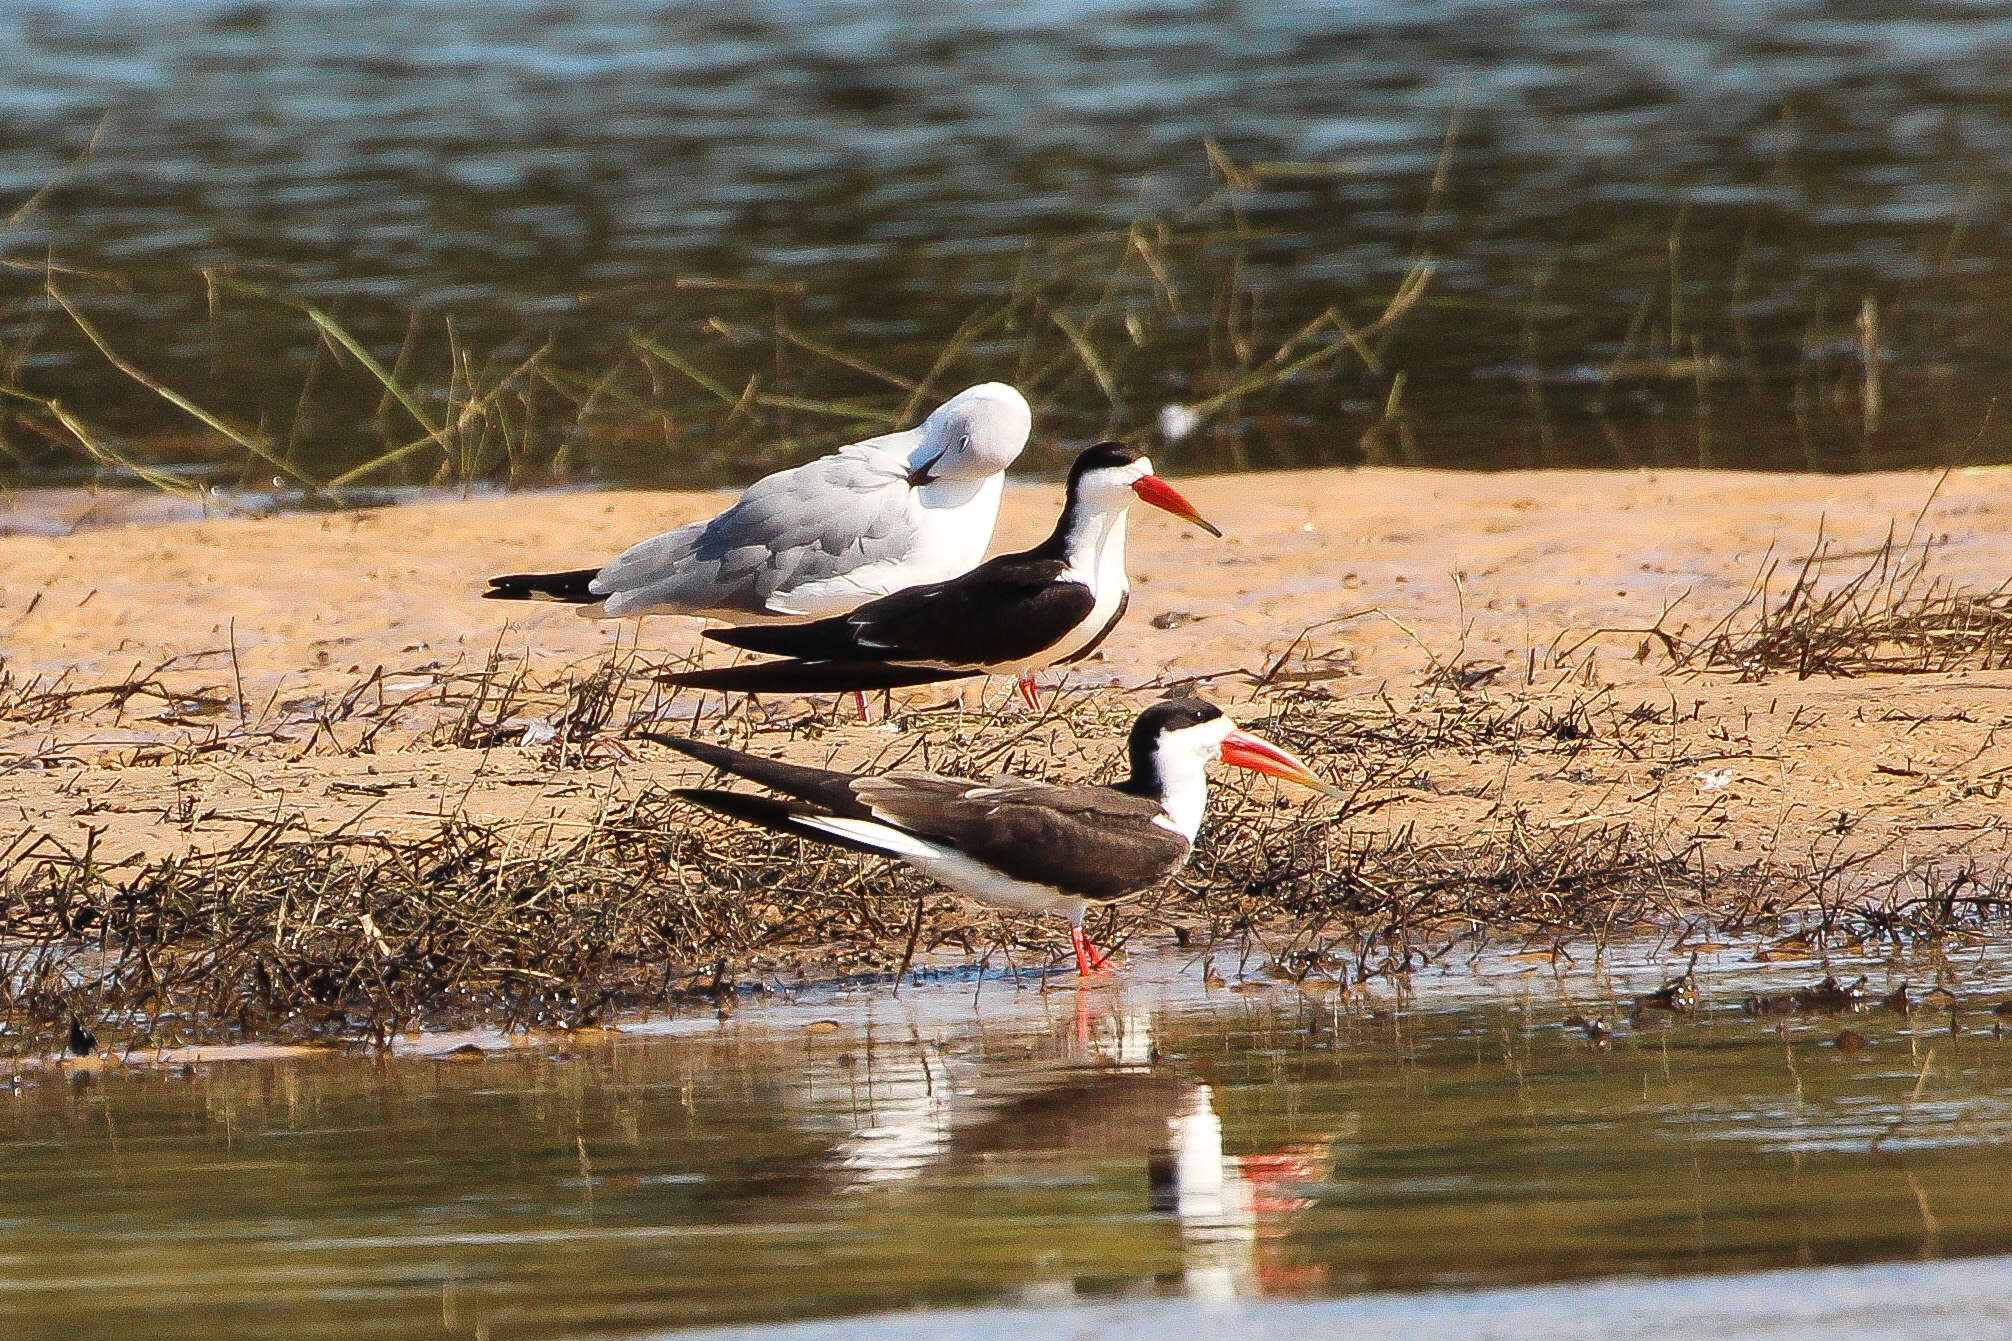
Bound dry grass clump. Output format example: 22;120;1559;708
0;653;231;728
1716;835;2012;946
0;639;706;772
0;798;950;1054
1169;806;1691;979
424;639;693;755
1676;525;2012;680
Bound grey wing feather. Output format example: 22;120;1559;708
590;438;920;619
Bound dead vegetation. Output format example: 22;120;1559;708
0;636;704;774
1673;523;2012;680
7;471;2012;1055
4;673;2006;1058
0;652;235;729
1;798;925;1052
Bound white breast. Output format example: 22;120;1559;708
1008;509;1130;674
797;813;1089;923
908;848;1090;923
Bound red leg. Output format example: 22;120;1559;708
1018;674;1042;712
852;690;872;723
1070;923;1110;976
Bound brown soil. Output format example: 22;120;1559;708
4;465;2007;886
6;463;2012;1048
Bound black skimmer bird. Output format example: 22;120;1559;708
648;697;1340;974
483;382;1030;621
659;442;1220;710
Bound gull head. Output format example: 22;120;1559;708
911;382;1032;483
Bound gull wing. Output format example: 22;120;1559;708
590;436;920;619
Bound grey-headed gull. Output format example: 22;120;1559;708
484;381;1031;621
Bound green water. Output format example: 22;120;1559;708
7;2;2012;485
4;943;2012;1339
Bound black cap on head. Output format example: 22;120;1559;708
1122;696;1224;791
1133;697;1224;738
1067;441;1145;484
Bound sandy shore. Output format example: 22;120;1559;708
4;464;2010;894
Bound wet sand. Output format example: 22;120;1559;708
3;465;2009;895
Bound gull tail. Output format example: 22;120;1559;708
484;568;600;603
659;660;972;695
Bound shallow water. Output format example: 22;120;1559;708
4;1;2012;485
6;941;2012;1338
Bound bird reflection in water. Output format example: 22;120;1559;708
1149;1083;1332;1298
816;992;1336;1297
822;1004;1176;1189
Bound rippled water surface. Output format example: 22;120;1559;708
5;942;2012;1338
4;2;2012;484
